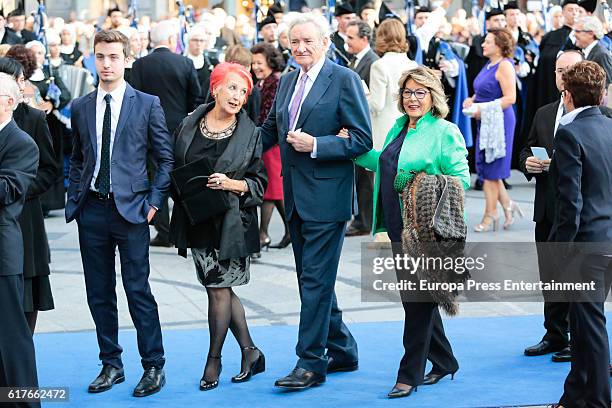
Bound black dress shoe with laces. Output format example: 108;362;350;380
552;346;571;363
133;367;165;397
422;370;457;385
524;340;566;356
327;356;358;373
274;367;325;389
387;385;417;399
88;365;125;393
150;235;172;247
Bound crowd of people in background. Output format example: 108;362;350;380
1;0;612;406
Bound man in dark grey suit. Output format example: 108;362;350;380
260;15;372;389
549;61;612;408
345;20;378;236
575;16;612;86
0;73;40;408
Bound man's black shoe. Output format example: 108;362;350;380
150;235;172;247
552;346;571;363
524;340;567;356
88;365;125;393
274;367;325;389
345;226;370;237
133;367;165;397
327;356;358;373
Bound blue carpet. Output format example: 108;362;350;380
35;314;580;407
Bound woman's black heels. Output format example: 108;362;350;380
200;355;222;391
387;384;417;398
231;346;265;383
422;370;457;385
269;235;291;249
260;236;271;251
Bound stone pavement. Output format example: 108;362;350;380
39;170;557;334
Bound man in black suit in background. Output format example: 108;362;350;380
345;20;378;236
520;51;612;363
0;12;20;45
0;73;40;408
549;60;612;408
6;9;37;44
130;20;202;247
330;2;356;66
574;16;612;86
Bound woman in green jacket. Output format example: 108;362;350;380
353;67;470;398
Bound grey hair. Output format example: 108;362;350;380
347;20;372;40
150;20;178;45
287;14;330;40
25;40;45;51
578;16;604;40
0;73;21;110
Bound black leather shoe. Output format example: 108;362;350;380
150;235;172;247
327;356;358;373
387;385;417;399
133;367;165;397
524;340;566;356
422;370;457;385
274;368;325;389
88;365;125;393
552;346;571;363
270;235;291;249
345;226;370;237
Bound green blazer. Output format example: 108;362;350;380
355;112;470;234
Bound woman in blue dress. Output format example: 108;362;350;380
464;28;523;232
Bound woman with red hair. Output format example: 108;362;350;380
169;62;268;391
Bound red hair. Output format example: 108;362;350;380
209;62;253;99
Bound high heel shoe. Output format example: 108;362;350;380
269;235;291;249
474;214;499;232
231;346;265;383
259;237;271;251
503;201;524;230
387;384;417;398
422;369;457;385
200;355;222;391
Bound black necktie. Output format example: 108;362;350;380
95;93;112;195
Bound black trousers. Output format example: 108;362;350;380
535;218;570;346
559;255;612;408
77;195;165;370
0;275;40;408
288;214;358;375
398;301;458;386
350;167;373;232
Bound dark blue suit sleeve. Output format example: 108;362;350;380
67;103;84;204
147;96;175;209
552;127;583;242
0;131;38;206
315;71;372;161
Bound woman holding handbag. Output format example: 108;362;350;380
169;62;268;391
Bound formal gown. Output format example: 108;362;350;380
474;59;516;181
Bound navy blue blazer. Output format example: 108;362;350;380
0;120;39;276
66;83;174;224
549;107;612;244
259;58;372;222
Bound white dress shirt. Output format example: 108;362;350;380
554;98;565;136
287;56;326;158
352;46;371;69
558;105;593;127
90;80;127;191
582;40;598;60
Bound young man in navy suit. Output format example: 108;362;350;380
66;30;173;397
549;61;612;408
259;15;372;389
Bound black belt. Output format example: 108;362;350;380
89;190;114;200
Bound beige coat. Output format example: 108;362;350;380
366;52;418;150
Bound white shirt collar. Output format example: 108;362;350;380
30;68;45;82
354;46;371;65
582;40;598;59
559;105;593;126
0;118;11;133
97;80;127;105
300;56;326;82
187;53;205;70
